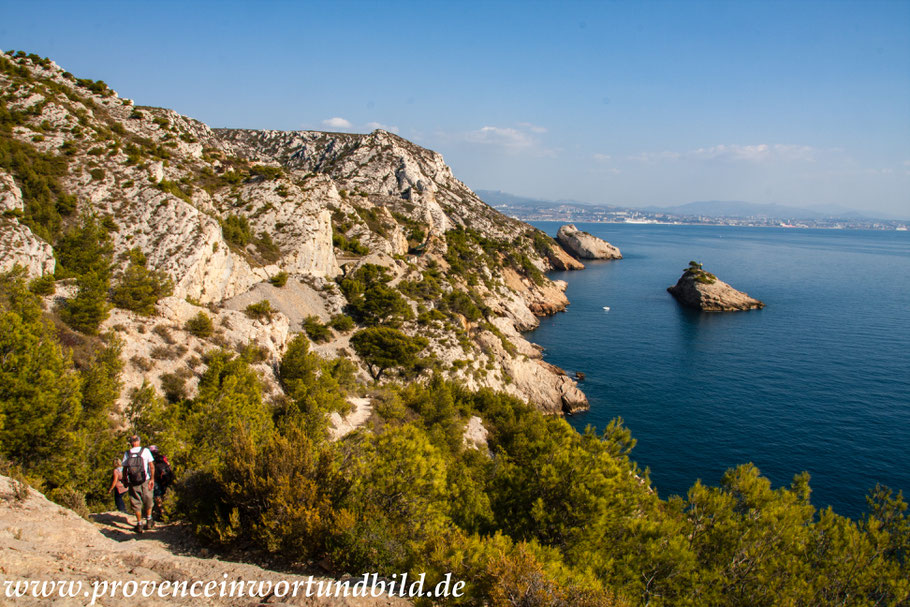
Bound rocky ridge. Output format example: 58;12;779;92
667;263;764;311
0;52;586;413
556;224;622;260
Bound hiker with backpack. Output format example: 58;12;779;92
148;445;173;521
121;435;155;533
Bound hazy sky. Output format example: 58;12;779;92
3;1;909;217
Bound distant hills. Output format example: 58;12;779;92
640;200;874;220
477;190;892;221
474;190;616;210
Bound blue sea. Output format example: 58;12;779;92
529;222;910;519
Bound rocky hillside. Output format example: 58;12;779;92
0;51;586;413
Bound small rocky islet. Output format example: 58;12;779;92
667;261;764;312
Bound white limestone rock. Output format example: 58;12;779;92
556;224;623;260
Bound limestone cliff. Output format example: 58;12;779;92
0;51;586;414
667;263;764;311
556;224;622;260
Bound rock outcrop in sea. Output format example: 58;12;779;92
667;262;764;311
556;224;622;260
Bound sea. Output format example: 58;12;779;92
529;222;910;519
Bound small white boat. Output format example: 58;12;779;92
603;306;611;311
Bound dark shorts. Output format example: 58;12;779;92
127;482;153;513
153;482;169;499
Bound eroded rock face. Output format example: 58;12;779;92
0;219;55;277
556;224;622;260
0;172;54;276
667;267;764;311
543;242;585;270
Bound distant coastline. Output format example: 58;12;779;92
479;190;910;231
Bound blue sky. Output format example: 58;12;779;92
2;0;909;217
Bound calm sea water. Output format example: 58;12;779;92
529;222;910;519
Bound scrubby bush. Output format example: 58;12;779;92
184;311;214;338
350;326;427;380
441;290;484;322
332;231;370;256
53;215;113;281
27;274;55;296
110;249;174;315
221;214;252;246
340;264;412;327
303;315;332;343
256;231;281;262
249;164;283;180
269;271;288;287
328;313;355;332
244;299;273;321
59;271;109;334
160;372;187;403
685;260;717;284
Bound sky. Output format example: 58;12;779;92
2;0;909;217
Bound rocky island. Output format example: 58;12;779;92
556;223;623;260
667;261;764;311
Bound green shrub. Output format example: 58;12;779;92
184;311;214;338
245;300;273;321
89;168;104;181
340;264;412;327
328;314;355;332
269;271;288;287
53;215;113;280
332;231;369;256
256;232;281;262
156;179;191;202
249;164;283;180
350;327;427;380
221;214;251;246
441;290;484;322
59;271;109;334
160;372;186;402
303;315;332;343
27;274;55;296
110;249;174;315
0;122;73;240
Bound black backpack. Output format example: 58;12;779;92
123;448;148;487
154;453;173;486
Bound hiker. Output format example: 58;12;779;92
121;435;155;533
108;457;129;514
148;445;173;521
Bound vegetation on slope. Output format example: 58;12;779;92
2;268;909;605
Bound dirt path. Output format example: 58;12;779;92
0;476;411;606
329;398;373;440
